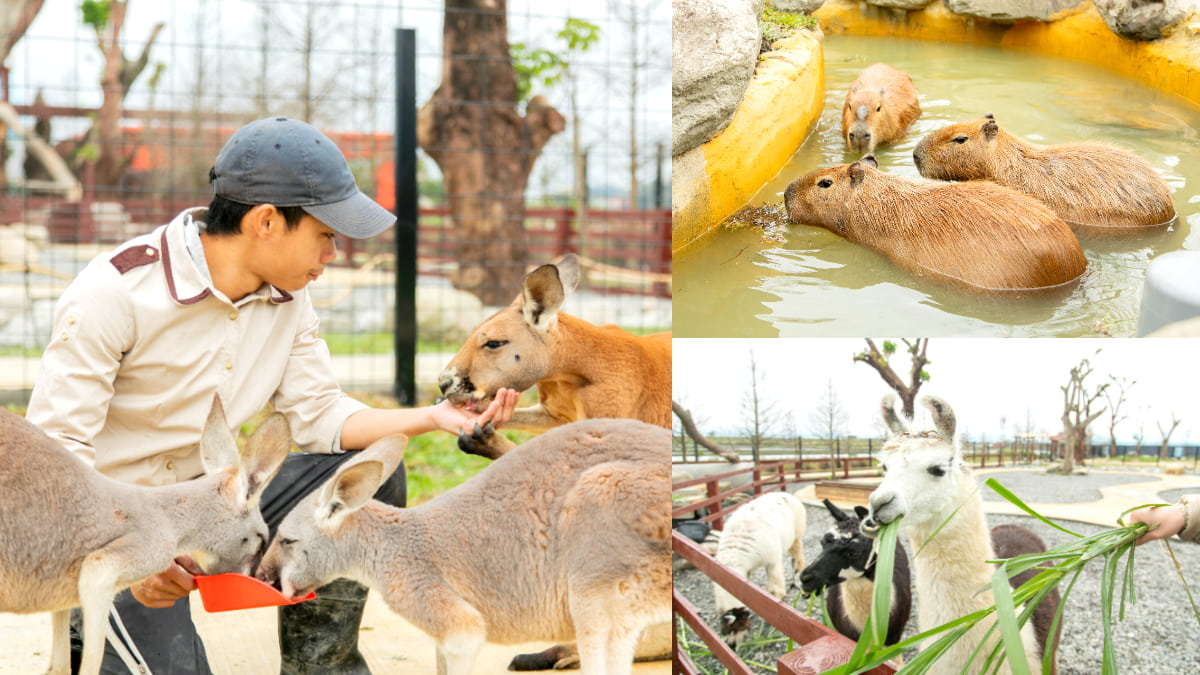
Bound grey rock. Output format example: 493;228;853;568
865;0;937;9
945;0;1084;22
672;0;764;157
773;0;827;12
1093;0;1186;40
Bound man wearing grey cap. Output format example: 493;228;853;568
26;117;518;674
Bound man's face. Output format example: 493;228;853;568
260;213;339;292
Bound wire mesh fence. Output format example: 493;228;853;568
0;0;671;407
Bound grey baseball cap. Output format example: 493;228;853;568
210;117;396;239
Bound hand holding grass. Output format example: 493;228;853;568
1127;504;1186;545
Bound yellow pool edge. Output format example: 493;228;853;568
671;1;1200;254
671;31;825;254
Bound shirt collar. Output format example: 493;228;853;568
163;208;293;307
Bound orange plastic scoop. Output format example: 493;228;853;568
195;573;316;612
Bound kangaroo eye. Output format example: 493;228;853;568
875;105;881;112
484;340;507;349
928;465;946;477
952;135;968;144
817;178;833;188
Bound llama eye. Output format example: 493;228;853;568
927;466;946;477
952;135;968;144
281;537;298;546
818;178;833;188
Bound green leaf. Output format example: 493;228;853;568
80;0;109;30
985;478;1082;537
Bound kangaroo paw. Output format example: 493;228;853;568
457;422;503;460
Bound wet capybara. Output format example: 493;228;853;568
842;63;921;155
913;114;1177;236
783;156;1088;293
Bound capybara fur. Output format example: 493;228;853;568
783;156;1087;293
842;63;921;155
913;114;1177;236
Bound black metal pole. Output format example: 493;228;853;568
393;28;418;405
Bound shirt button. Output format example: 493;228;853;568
144;247;154;256
228;311;238;320
67;316;76;325
60;332;69;342
166;461;175;471
224;360;233;370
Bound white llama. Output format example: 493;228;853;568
866;395;1060;675
711;490;806;648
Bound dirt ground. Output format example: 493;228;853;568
0;592;671;674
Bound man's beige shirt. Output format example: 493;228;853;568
26;208;366;486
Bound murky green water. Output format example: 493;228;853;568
673;36;1200;337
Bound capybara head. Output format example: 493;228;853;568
783;155;880;235
912;113;1001;181
842;63;921;155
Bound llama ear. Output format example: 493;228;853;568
922;396;956;440
881;394;906;434
823;499;848;522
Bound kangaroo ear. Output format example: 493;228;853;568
553;253;581;295
521;263;567;332
238;413;292;505
316;459;384;528
199;395;239;475
361;434;407;479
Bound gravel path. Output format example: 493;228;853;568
675;471;1200;674
978;469;1153;504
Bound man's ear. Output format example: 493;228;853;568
245;204;279;238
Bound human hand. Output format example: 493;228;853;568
130;556;201;608
431;387;520;435
1128;504;1186;546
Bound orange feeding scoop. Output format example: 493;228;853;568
195;573;316;612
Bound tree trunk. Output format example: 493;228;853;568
0;0;46;187
672;401;739;463
418;0;564;306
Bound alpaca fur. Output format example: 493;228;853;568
913;114;1177;236
783;156;1087;292
799;499;912;646
711;491;806;648
867;395;1060;675
842;63;922;155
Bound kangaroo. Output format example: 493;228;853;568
256;419;672;675
438;253;672;459
0;396;291;675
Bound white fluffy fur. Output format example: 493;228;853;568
712;491;807;617
869;397;1041;675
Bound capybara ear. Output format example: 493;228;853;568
861;154;879;169
984;112;995;120
982;116;999;141
848;161;866;186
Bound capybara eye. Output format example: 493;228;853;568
818;178;833;188
952;135;968;144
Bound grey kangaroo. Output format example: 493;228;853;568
0;397;291;675
257;418;672;675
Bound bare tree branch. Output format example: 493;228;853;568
672;401;739;463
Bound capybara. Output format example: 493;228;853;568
842;63;921;155
783;156;1087;293
913;114;1177;236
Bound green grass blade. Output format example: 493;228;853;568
1120;539;1136;621
991;566;1032;675
1100;549;1121;674
1044;566;1084;675
985;478;1082;537
870;521;898;648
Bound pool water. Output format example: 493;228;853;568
672;35;1200;337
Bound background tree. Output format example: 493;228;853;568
0;0;45;186
808;378;848;465
1158;413;1182;461
1058;353;1108;474
1104;375;1135;459
739;348;779;464
853;338;931;420
418;0;566;305
672;400;739;463
80;0;164;194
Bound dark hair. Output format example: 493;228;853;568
205;194;307;236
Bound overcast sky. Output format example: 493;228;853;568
674;338;1200;445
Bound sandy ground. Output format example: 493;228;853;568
0;592;671;674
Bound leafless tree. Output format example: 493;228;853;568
672;400;739;463
853;338;931;420
739;347;779;464
1058;353;1108;474
1158;413;1182;461
607;0;665;207
0;0;44;185
1104;375;1135;459
808;378;848;463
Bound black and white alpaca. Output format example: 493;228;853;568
867;395;1061;675
711;491;806;648
799;499;912;646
